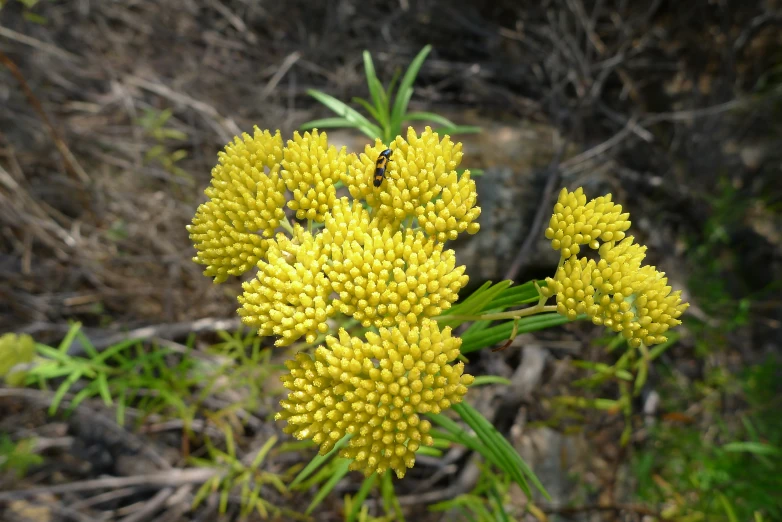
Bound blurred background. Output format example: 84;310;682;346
0;0;781;521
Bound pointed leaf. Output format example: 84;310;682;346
305;458;351;515
306;89;382;139
390;45;432;135
290;434;350;488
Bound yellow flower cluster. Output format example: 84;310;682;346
238;228;335;345
323;224;468;329
281;130;348;222
541;188;688;347
544;187;631;259
191;126;480;475
187;127;285;283
343;127;481;241
276;319;473;478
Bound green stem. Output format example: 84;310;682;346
280;216;295;235
441;304;558;322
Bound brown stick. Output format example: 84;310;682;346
0;468;218;500
0;50;90;186
541;502;668;519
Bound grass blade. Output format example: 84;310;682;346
454;402;550;500
290;434;350;488
362;51;385;120
390;45;432;136
434;125;483;135
305;458;351;515
347;473;377;522
299;117;358;130
57;322;82;353
307;89;382;139
460;314;578;353
352;97;383;126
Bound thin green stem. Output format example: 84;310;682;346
280;216;295;235
441;304;558;322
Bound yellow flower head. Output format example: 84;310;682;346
238;228;335;346
0;333;35;387
343;127;481;241
187;127;285;283
542;215;689;347
276;319;474;478
318;197;377;254
322;224;468;328
544;187;631;259
281;130;348;222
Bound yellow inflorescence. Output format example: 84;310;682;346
187;127;286;283
191;126;481;477
238;229;335;346
544;187;631;259
281;130;348;222
323;226;468;328
343;127;481;240
541;188;688;347
276;319;473;478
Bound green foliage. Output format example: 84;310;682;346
301;46;481;143
137;107;192;182
436;279;579;353
430;403;549;501
24;323;202;425
190;431;295;518
0;436;43;479
430;466;514;521
633;358;782;521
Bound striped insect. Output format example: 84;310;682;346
373;148;393;187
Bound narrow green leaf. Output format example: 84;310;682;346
305;458;351;515
454;402;550;500
352;97;383;125
390;87;413;137
299;117;358;130
116;386;127;425
58;323;82;353
347;473;377;522
437;281;512;327
251;436;278;469
362;50;384;118
470;376;512;387
460;314;578;353
290;434;350;488
68;384;96;413
370;77;391;135
96;372;113;406
380;470;404;521
390;45;432;136
722;441;781;456
306;89;382;139
50;370;82;414
718;492;739;522
488;484;511;522
486;281;541;310
76;331;99;359
386;68;402;104
634;343;650;395
452;403;530;497
414;446;443;457
434;125;483;135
